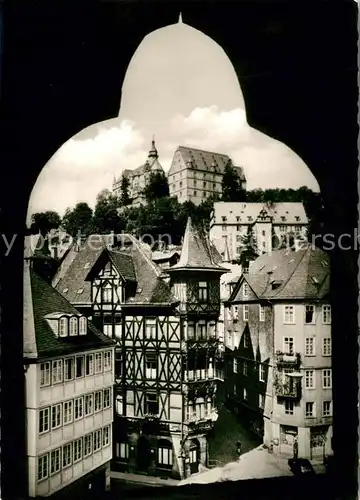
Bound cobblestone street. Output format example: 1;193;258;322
208;406;261;467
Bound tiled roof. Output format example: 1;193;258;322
54;234;177;306
211;202;308;225
169;218;229;273
231;246;330;302
24;265;114;359
176;146;246;181
152;250;180;262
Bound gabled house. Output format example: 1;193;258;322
23;258;115;498
224;246;332;461
52;226;227;480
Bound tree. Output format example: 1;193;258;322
30;211;61;236
143;172;169;203
119;174;131;207
222;161;247;202
237;226;259;266
91;191;125;234
62;202;93;237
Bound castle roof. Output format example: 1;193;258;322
174;146;246;181
211;202;308;225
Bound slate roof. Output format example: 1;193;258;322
211;202;308;225
114;140;164;184
176;146;246;181
230;246;330;302
54;233;177;306
152;250;180;262
168;218;229;273
24;265;114;360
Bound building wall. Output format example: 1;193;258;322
26;347;114;497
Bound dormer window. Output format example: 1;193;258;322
70;317;78;336
79;316;87;335
59;317;68;337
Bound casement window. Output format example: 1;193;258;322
198;281;208;301
322;369;332;389
37;454;49;482
51;404;62;430
305;402;315;418
145;318;157;339
64;357;74;381
243;283;249;298
39;408;50;434
284;400;294;415
73;438;83;463
243;361;248;376
62;443;72;468
157;441;173;468
187;322;195;339
93;429;102;452
69;316;78;336
102;425;111;447
40;362;51;387
102;286;112;304
322;305;331;324
94;391;103;412
259;364;266;382
52;360;63;384
74;397;84;420
85;354;94;376
50;448;61;475
243;387;248;400
283;337;294;355
259;305;265;322
305;305;315;324
104;350;112;371
322;338;332;356
63;400;73;424
84;434;93;457
322;401;332;417
305;370;315;389
145;393;159;415
243;333;248;347
116;394;123;415
243;305;249;321
103;388;111;409
79;316;87;335
146;353;157;379
59;317;68;337
103;324;112;337
283;305;295;324
116;442;129;460
85;394;94;416
198;323;207;340
233;358;238;373
95;352;103;374
233;305;239;320
75;356;84;378
305;337;315;356
115;351;122;379
259;394;265;409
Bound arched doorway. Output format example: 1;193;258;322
136;435;151;472
189;439;200;474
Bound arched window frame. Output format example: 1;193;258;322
59;316;68;337
69;316;78;336
79;316;87;335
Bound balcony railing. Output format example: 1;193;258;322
185;411;219;432
184;368;224;382
275;351;301;367
275;380;302;400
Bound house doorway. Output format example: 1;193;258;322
189;439;200;474
279;425;298;456
137;435;151;472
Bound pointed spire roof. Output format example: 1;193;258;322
148;136;158;159
178;12;183;24
168;218;229;273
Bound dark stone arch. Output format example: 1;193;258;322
2;2;358;498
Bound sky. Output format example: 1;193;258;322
27;17;320;222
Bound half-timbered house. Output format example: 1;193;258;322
52;222;228;479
